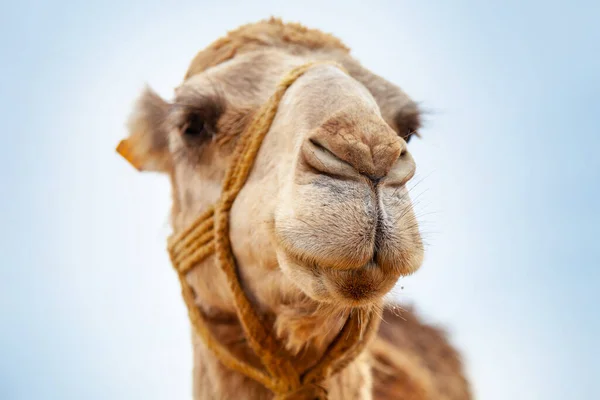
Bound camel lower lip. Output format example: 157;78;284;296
287;254;395;305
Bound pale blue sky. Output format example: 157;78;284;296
1;1;598;399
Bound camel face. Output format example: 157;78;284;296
125;49;422;311
161;56;422;308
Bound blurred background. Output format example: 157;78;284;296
1;1;598;399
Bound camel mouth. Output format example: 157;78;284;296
271;198;423;306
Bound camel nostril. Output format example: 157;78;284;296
308;138;327;152
303;138;358;181
308;138;329;151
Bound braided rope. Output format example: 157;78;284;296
166;62;380;398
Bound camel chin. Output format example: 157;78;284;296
278;254;395;307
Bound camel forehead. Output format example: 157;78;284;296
184;18;350;79
177;50;301;106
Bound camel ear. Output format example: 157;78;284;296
116;86;171;172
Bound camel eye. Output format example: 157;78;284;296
182;113;209;140
172;91;224;145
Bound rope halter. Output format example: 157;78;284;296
119;62;381;399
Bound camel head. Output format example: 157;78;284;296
122;21;423;325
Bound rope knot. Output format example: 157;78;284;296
275;383;328;400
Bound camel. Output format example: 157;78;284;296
118;18;471;399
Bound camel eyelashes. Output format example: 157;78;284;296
173;97;225;145
171;89;225;141
394;103;421;143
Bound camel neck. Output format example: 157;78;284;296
188;302;370;399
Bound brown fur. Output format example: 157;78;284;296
371;306;471;399
122;18;471;399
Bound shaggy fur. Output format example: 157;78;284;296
371;307;472;399
123;18;471;399
184;17;350;79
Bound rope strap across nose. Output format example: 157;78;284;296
167;62;381;399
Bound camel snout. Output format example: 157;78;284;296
300;115;412;186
